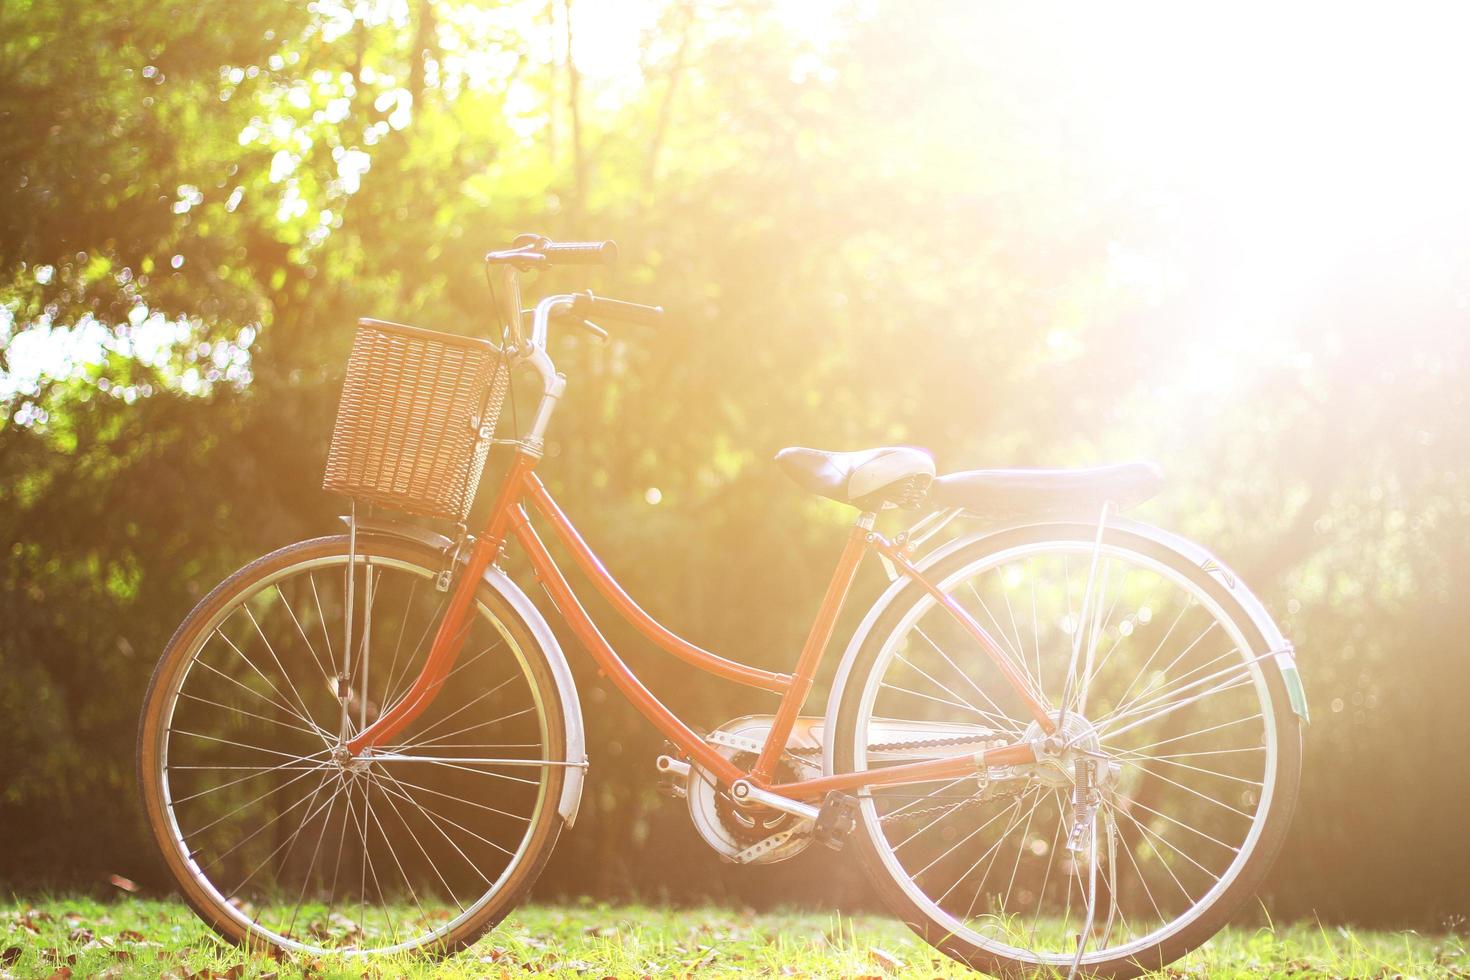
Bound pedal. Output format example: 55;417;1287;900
655;748;690;799
812;791;859;850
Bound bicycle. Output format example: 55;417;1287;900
137;235;1307;978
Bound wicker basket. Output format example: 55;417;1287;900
323;318;509;522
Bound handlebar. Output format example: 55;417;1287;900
487;235;662;351
544;240;619;264
571;290;664;326
485;236;619;267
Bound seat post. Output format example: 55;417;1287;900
750;512;874;782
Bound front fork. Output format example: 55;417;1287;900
341;457;538;757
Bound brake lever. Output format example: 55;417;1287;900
572;317;609;344
484;247;547;270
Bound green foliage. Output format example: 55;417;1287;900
1;0;1468;928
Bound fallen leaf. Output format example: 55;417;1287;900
45;969;72;980
869;947;904;973
0;949;19;966
107;875;140;893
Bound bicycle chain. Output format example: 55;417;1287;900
786;733;1004;757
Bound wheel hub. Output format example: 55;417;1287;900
331;744;372;775
1023;713;1114;790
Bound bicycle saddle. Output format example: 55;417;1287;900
775;446;935;509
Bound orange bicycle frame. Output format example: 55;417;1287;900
346;448;1051;799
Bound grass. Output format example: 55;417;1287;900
1;897;1466;978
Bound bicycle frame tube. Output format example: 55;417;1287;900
521;476;793;694
349;448;1051;797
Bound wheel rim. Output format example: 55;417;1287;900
151;549;556;954
852;539;1280;968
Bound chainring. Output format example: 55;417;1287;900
713;751;802;844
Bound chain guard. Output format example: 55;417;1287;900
685;718;817;865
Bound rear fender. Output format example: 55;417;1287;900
819;518;1307;777
345;517;588;826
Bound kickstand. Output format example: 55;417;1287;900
1067;816;1099;980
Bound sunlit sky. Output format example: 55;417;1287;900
6;1;1469;414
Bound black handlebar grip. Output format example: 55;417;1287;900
542;240;619;265
573;291;665;326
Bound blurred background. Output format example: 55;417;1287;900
2;0;1468;929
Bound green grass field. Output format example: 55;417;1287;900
1;898;1464;978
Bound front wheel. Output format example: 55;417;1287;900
833;525;1302;978
138;534;570;956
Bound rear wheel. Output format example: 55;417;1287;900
833;525;1301;978
138;534;569;955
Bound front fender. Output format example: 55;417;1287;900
819;518;1307;777
347;518;587;826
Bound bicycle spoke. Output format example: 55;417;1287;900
911;791;1030;882
171;728;328;764
1113;750;1264;789
1107;801;1165;926
379;638;504;724
380;771;533;825
199;768;333;872
307;571;337;679
361;779;428;931
169;750;333;805
378;576;422;715
894;650;1012;734
373;767;496;885
387;672;522;749
209;631;327;739
1118;712;1263;756
176;689;322;741
963;581;1046;707
912;625;1029;733
1103;674;1257;744
283;776;343;940
371;766;516;859
367;770;468;914
232;774;342;899
1115;794;1243;854
936;788;1042;906
242;603;326;741
275;581;337;696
